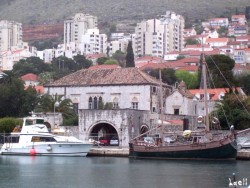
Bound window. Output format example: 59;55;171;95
174;109;179;115
113;97;119;109
89;96;103;109
73;103;78;114
131;97;139;110
88;97;93;109
132;102;138;109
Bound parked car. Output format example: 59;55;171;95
110;137;119;146
238;140;250;149
99;137;109;146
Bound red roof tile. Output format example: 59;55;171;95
21;73;38;81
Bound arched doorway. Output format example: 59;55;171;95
89;122;119;146
140;124;149;135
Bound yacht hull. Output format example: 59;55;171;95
0;143;93;157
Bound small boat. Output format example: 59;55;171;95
129;53;238;160
0;115;93;156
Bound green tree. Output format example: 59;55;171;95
185;38;200;46
112;50;126;67
0;71;38;117
13;56;52;77
235;74;250;95
205;54;235;88
73;54;92;69
125;41;135;67
175;70;199;89
146;68;178;85
97;57;109;65
104;59;119;65
214;94;250;130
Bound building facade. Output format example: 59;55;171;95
64;13;98;52
0;20;23;52
134;11;184;58
44;68;173;146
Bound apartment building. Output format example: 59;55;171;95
134;11;184;57
64;13;98;51
79;28;107;55
0;20;23;51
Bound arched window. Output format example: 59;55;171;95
94;97;98;109
98;97;103;109
113;97;119;109
88;97;93;109
131;97;139;110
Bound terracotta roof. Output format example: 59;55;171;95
88;64;121;70
232;15;245;19
21;73;38;81
189;88;244;101
206;38;229;43
46;68;167;87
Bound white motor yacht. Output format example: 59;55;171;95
0;115;93;156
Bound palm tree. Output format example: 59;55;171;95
35;94;78;125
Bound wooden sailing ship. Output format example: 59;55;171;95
129;54;237;160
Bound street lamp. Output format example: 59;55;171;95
53;101;60;128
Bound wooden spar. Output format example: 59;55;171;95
202;52;210;131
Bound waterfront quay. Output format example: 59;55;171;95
88;146;250;160
1;144;250;159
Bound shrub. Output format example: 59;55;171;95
0;117;22;133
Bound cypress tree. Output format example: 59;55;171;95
125;41;135;67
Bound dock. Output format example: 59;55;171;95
237;149;250;160
87;146;129;157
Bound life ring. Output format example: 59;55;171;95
197;116;203;123
212;117;219;124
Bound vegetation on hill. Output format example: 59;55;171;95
0;0;249;27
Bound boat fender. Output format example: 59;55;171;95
197;116;203;123
30;148;36;156
47;145;52;151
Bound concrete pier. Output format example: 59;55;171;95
87;146;129;157
237;149;250;160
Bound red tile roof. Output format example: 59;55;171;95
46;67;169;87
88;64;121;70
21;73;38;81
189;88;243;101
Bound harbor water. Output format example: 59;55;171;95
0;156;250;188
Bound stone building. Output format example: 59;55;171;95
44;67;172;147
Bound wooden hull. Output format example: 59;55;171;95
129;139;237;160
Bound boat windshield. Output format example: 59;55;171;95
25;119;44;126
36;119;44;124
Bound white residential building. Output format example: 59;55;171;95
134;11;184;58
0;20;23;51
108;38;129;56
64;13;98;52
37;49;55;63
79;29;107;54
208;18;229;28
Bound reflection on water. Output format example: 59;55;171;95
0;156;250;188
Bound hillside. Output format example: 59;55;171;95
1;0;249;42
0;0;249;25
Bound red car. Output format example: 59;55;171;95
99;137;109;146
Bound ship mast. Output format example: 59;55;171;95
159;69;164;143
202;52;210;132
